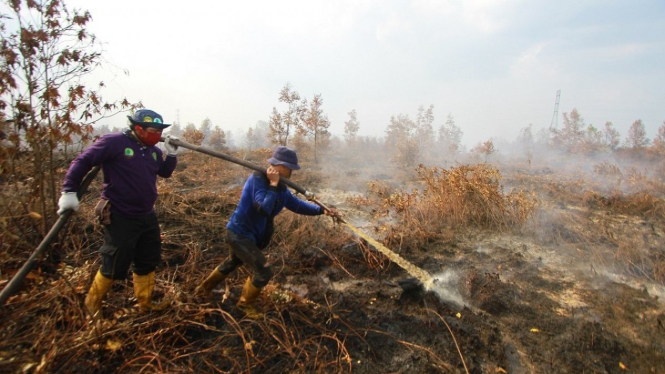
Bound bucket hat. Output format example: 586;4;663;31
127;109;171;129
267;146;300;170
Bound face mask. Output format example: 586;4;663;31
134;125;162;146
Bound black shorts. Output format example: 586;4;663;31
99;212;162;280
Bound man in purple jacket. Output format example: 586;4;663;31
194;146;338;319
58;109;179;318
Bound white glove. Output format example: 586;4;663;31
164;135;179;156
57;192;79;215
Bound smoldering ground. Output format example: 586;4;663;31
2;131;665;373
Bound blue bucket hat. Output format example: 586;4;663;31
267;146;300;170
127;109;171;129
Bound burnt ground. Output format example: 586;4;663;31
1;152;665;373
261;193;665;374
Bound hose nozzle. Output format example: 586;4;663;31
305;191;317;200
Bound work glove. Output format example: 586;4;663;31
164;135;179;157
57;192;79;215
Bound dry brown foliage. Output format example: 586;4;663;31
415;164;536;229
5;147;665;373
361;164;537;251
505;164;665;286
2;151;462;373
583;191;665;220
576;190;665;283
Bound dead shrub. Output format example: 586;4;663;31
593;161;622;178
583;190;665;220
366;180;395;199
614;241;665;283
416;164;537;229
587;190;665;284
345;195;374;207
371;164;537;251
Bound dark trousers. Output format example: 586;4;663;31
99;212;162;280
217;230;273;288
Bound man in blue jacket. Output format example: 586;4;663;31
195;146;338;319
58;109;179;318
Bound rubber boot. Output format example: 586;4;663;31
236;277;264;320
84;270;114;318
194;268;227;301
133;272;171;312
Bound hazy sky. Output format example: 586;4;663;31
62;0;664;147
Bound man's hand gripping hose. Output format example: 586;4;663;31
305;191;344;224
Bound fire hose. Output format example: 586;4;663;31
165;138;434;289
0;165;102;307
0;138;432;309
162;137;343;220
0;140;338;309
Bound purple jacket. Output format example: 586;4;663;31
62;130;177;217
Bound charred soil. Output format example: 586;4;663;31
1;152;665;374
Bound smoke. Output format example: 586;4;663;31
313;121;665;313
429;269;468;309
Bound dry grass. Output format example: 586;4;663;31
1;151;457;373
583;191;665;220
4;149;665;372
0;267;365;373
505;164;665;286
577;190;665;284
357;164;538;251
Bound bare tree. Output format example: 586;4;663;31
268;107;285;145
252;120;271;148
603;121;621;151
386;114;418;167
0;0;138;234
207;125;227;151
550;108;585;152
200;117;213;144
652;121;665;154
415;104;434;160
182;122;204;145
625;119;649;149
471;140;496;163
578;124;603;155
226;130;234;149
244;127;257;153
298;94;330;163
268;83;302;146
438;113;462;156
343;109;360;145
517;124;534;167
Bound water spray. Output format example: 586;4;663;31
308;197;435;290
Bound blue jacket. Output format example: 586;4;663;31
62;130;177;217
227;172;323;244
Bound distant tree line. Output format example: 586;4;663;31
547;108;658;154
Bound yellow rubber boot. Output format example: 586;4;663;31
84;270;114;318
236;277;264;320
194;268;227;301
133;272;171;312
